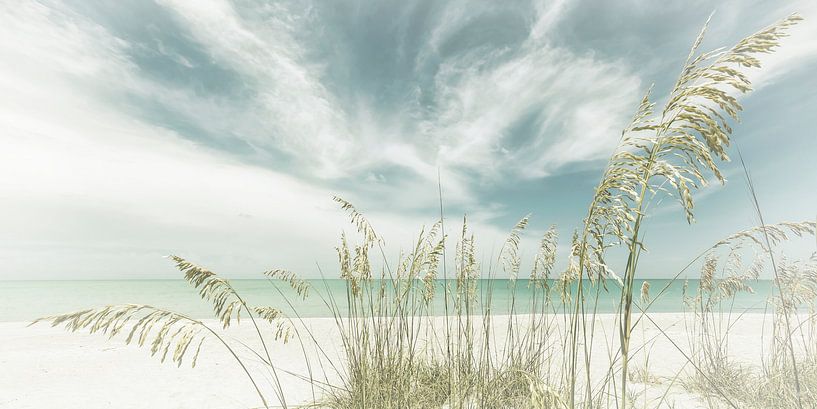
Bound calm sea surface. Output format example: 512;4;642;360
0;279;777;322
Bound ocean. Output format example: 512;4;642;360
0;279;777;322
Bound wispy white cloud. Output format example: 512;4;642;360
1;0;813;280
156;0;360;178
414;0;643;179
0;1;526;279
154;0;645;182
428;46;642;178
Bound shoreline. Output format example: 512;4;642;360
0;278;778;322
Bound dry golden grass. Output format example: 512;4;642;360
29;12;815;409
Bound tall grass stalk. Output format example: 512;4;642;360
737;148;803;407
27;12;812;409
567;12;802;408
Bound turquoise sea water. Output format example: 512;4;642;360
0;279;777;322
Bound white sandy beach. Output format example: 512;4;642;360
1;313;780;408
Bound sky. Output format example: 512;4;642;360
0;0;815;280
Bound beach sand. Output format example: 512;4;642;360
1;313;777;408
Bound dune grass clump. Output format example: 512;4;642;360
685;350;817;409
28;11;815;409
753;358;817;407
312;205;567;408
681;223;817;408
753;255;817;407
558;11;803;408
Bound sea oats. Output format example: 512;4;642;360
569;14;802;407
640;281;651;304
333;195;381;246
32;304;207;368
263;269;310;300
530;225;558;289
501;214;530;280
26;12;809;409
713;221;816;252
170;255;246;329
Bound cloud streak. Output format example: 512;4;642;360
151;0;647;183
0;1;814;279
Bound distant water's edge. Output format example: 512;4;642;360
0;279;776;322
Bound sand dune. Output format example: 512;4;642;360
1;313;779;408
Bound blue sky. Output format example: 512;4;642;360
0;0;815;279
